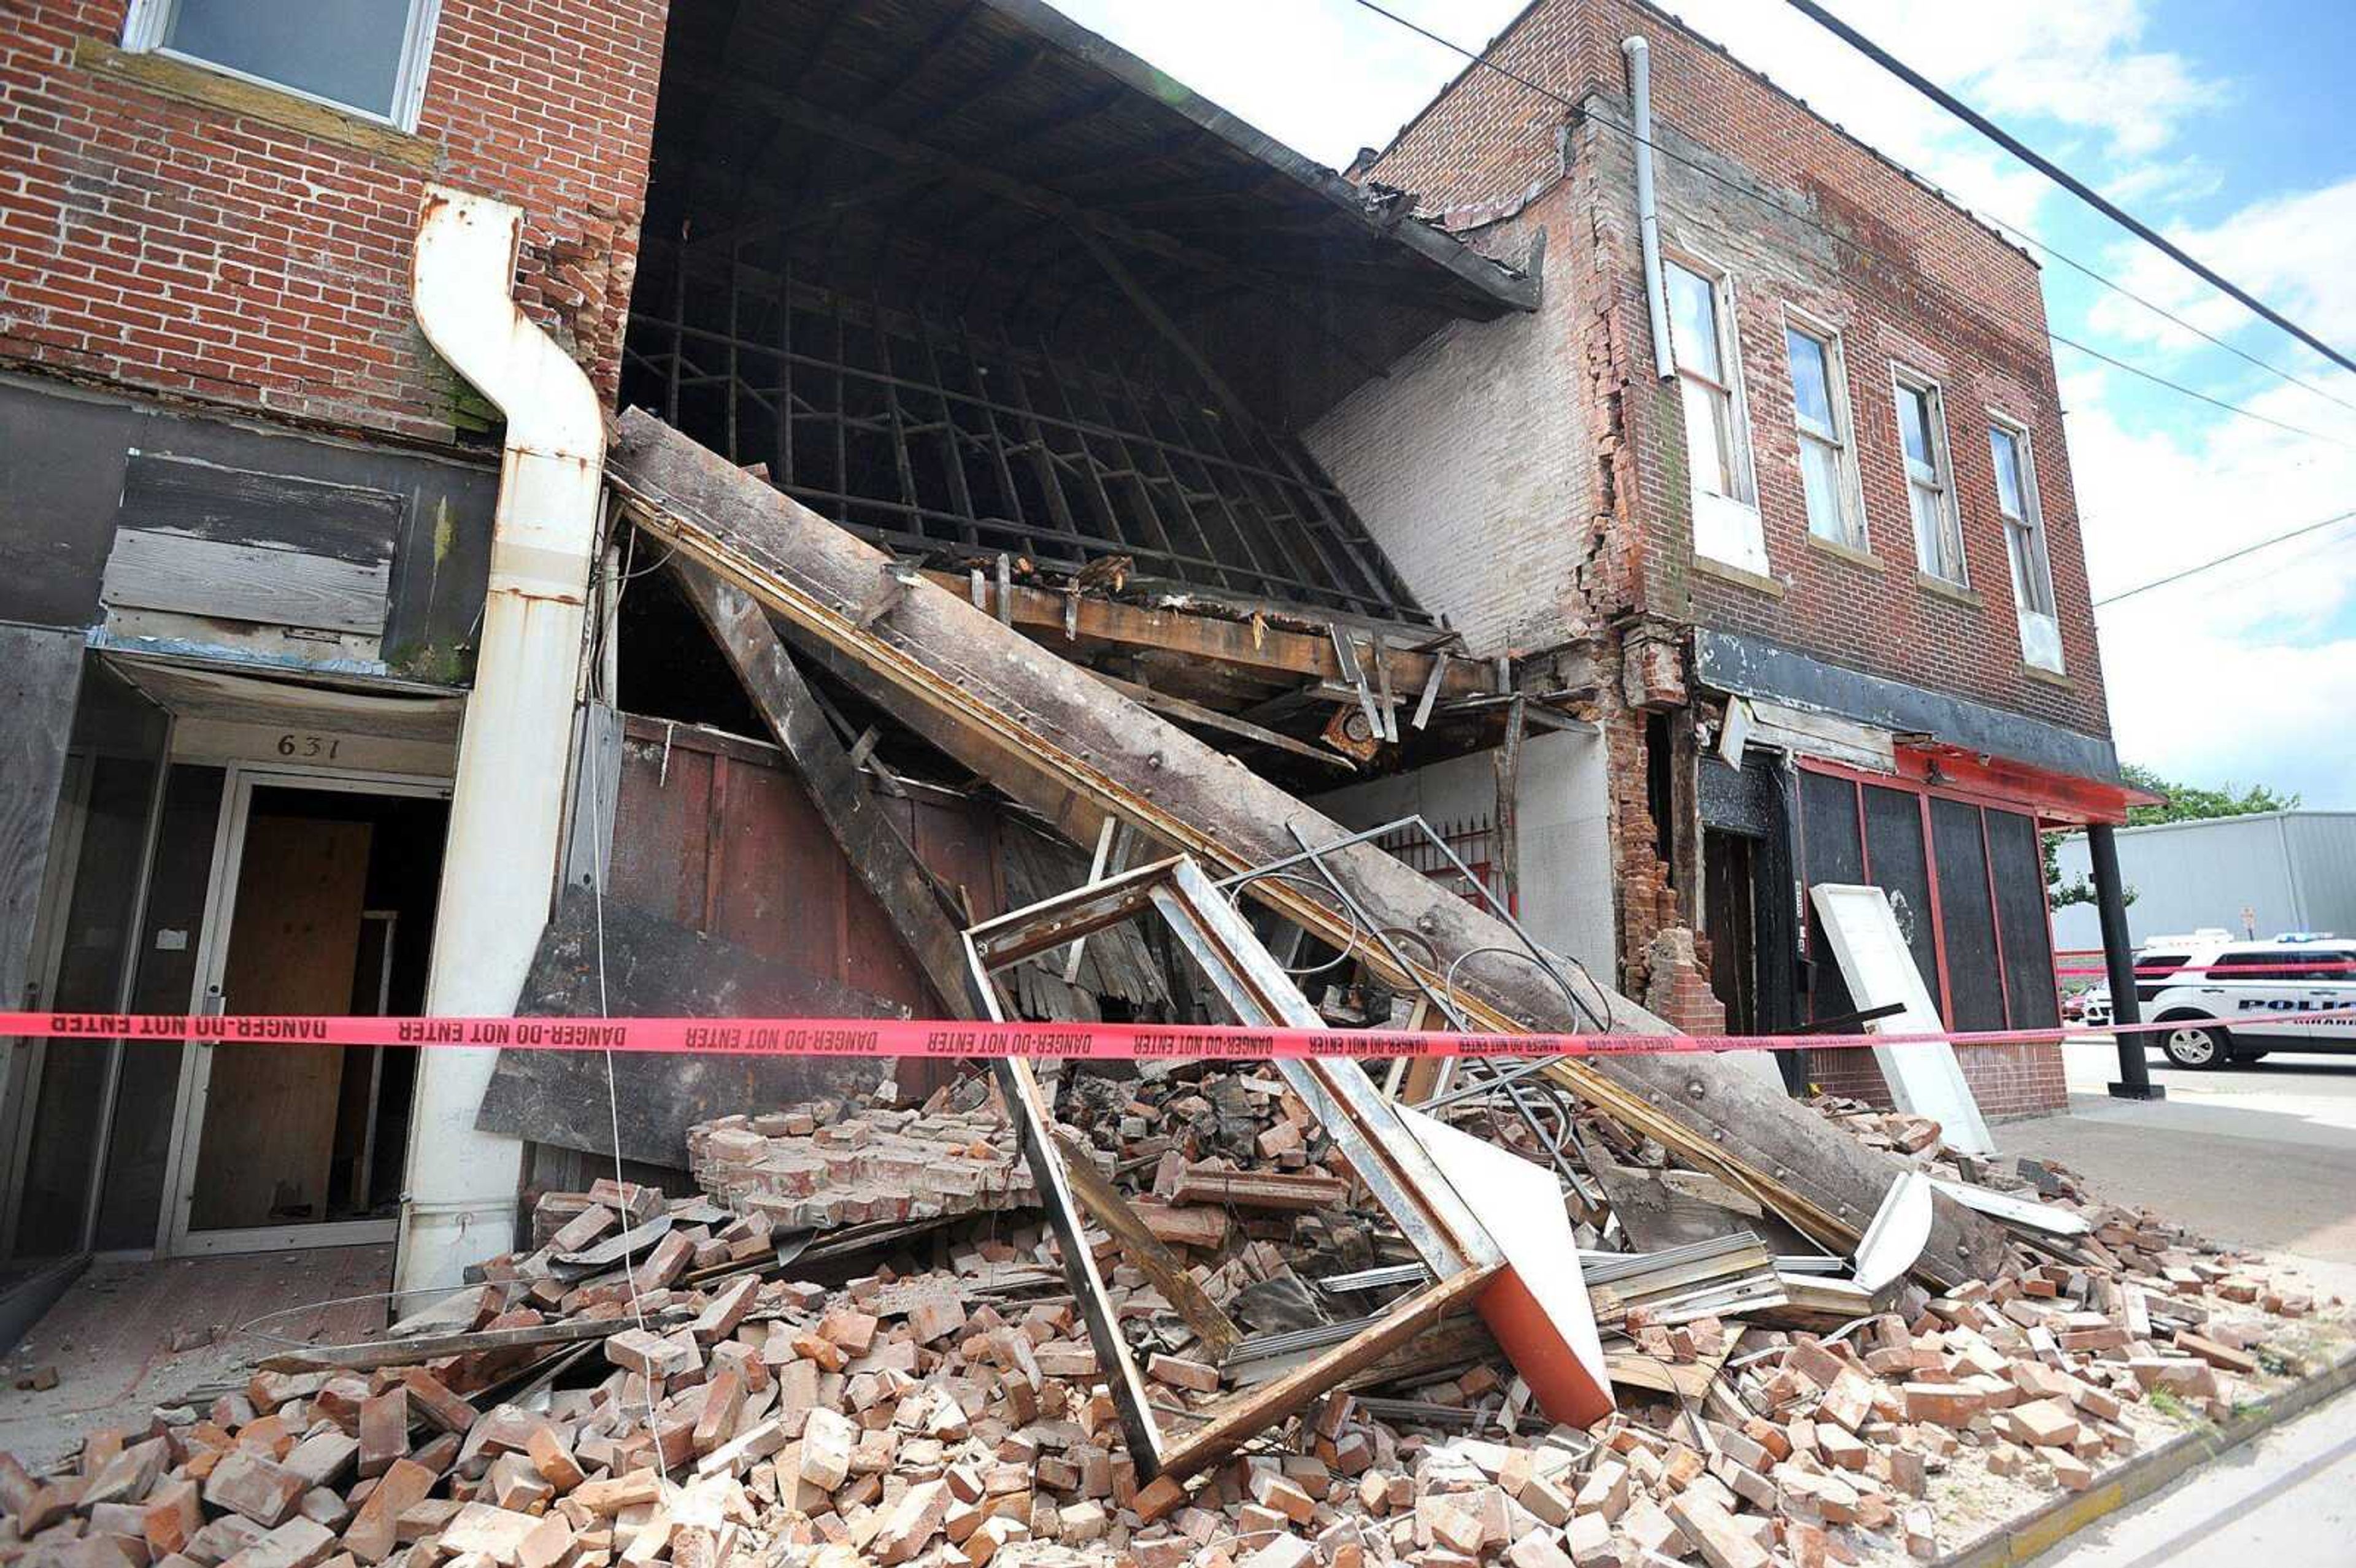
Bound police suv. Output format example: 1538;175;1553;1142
2083;929;2356;1069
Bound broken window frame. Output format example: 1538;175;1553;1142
958;853;1505;1481
1893;366;1966;585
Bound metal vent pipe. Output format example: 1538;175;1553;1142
398;186;606;1292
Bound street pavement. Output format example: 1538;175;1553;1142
2000;1037;2356;1565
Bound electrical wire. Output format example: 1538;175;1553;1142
1338;0;2356;455
1784;0;2356;382
584;520;673;1488
2092;507;2356;607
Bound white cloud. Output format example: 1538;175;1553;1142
2067;366;2356;805
1043;1;2229;236
2085;177;2356;358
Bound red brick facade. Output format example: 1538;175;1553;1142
0;0;668;445
1366;0;2109;739
1353;0;2101;1110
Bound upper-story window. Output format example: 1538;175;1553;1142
123;0;441;129
1665;258;1768;576
1893;369;1965;585
1784;321;1863;551
1991;418;2063;671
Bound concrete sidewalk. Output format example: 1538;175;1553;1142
1998;1039;2356;1296
1999;1039;2356;1564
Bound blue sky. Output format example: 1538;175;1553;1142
1047;0;2356;808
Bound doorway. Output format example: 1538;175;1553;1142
1702;829;1758;1034
161;771;445;1255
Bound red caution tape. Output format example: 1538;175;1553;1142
2;1009;2349;1059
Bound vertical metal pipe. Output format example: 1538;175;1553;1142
1622;36;1677;380
404;186;608;1290
2088;823;2160;1100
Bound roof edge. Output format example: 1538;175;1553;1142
987;0;1539;313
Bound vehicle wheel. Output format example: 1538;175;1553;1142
2160;1023;2230;1069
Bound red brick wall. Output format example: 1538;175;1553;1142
0;0;668;444
1811;1040;2066;1121
1365;0;2111;745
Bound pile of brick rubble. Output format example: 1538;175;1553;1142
0;1071;2341;1568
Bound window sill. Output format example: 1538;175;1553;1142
1914;572;1983;610
74;38;438;168
1692;555;1787;598
2022;663;2074;690
1806;534;1882;572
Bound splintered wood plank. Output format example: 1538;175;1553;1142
606;409;2009;1289
1154;1264;1498;1479
1052;1134;1242;1360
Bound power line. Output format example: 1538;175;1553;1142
1969;209;2356;421
1785;0;2356;380
2092;509;2356;607
1339;0;2356;454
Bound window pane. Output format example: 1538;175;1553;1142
166;0;415;117
1799;436;1847;541
1990;426;2027;517
1898;383;1934;466
1911;482;1955;576
1666;263;1723;382
1786;328;1834;433
1681;375;1733;496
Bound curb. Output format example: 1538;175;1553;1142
1934;1347;2356;1567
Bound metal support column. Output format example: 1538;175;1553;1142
2089;823;2163;1102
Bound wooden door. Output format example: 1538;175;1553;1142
188;812;371;1231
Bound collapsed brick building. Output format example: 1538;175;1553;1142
0;0;2139;1308
1315;0;2144;1115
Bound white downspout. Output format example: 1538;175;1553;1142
1622;36;1677;380
398;187;606;1293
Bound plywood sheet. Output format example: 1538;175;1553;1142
1808;883;1995;1156
192;815;371;1230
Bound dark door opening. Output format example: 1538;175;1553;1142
1703;830;1758;1034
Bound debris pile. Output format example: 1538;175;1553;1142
687;1104;1047;1232
8;1083;2339;1568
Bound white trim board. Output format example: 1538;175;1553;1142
1808;882;1995;1156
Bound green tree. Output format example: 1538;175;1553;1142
2045;765;2301;907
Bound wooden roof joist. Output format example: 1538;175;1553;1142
606;409;2012;1293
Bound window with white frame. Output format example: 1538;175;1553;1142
1665;258;1767;574
123;0;441;129
1894;371;1965;583
1666;260;1747;502
1990;418;2063;669
1784;321;1863;550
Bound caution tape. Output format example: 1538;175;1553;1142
3;1008;2351;1061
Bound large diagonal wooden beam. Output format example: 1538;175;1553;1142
607;410;2010;1290
668;556;979;1018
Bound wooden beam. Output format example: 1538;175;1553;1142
606;412;2011;1290
1053;1133;1243;1361
1089;669;1355;771
1153;1264;1498;1477
930;571;1485;699
669;557;978;1017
